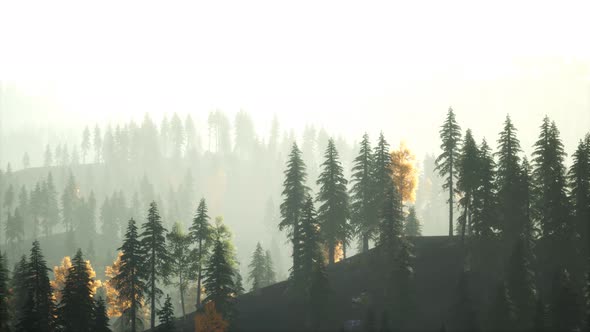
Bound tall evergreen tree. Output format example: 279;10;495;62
549;269;581;331
350;133;376;252
457;129;479;243
248;242;266;291
93;297;111;332
189;198;213;309
279;143;309;288
165;223;192;318
82;126;91;164
113;219;145;332
506;235;537;330
157;294;175;332
45;172;60;236
568;139;590;259
59;249;95;332
435;107;462;236
203;221;237;322
316;138;349;264
263;250;276;287
18;240;56;332
10;256;28;331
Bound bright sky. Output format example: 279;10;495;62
1;0;589;158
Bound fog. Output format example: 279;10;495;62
1;2;590;331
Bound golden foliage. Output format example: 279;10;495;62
195;302;229;332
105;252;128;317
51;256;102;304
334;241;344;263
390;141;419;204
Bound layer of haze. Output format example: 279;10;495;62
1;0;590;163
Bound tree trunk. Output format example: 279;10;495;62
362;233;369;253
151;251;156;329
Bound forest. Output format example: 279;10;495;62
0;105;588;332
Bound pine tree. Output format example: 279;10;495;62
435;107;462;236
18;240;56;332
487;281;515;332
372;132;393;210
568;140;590;260
203;221;237;321
93;297;111;332
316;138;349;264
189;198;213;309
45;172;60;236
350;133;376;252
113;219;145;332
165;223;192;317
10;255;28;331
404;206;421;236
377;180;403;255
457;129;479;243
157;294;175;332
280;143;309;289
59;249;95;332
248;242;266;291
390;238;415;330
0;251;9;332
140;201;169;329
61;173;79;232
82;126;91;164
495;115;528;244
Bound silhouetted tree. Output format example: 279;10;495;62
350;133;376;252
165;223;192;317
569;139;590;259
248;242;266;291
506;235;537;330
93;297;111;332
157;294;175;332
140;202;169;329
263;250;276;287
59;249;95;332
189;198;213;309
113;219;145;332
435;107;462;236
316;138;349;264
404;206;421;236
457;129;479;243
0;251;9;332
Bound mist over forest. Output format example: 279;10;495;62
1;1;590;332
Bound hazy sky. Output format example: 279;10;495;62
1;1;589;160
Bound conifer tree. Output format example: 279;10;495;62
377;180;403;254
372;132;393;211
10;255;28;331
457;129;479;243
18;240;56;332
309;253;330;330
248;242;266;291
495;115;527;244
141;201;169;329
82;126;91;164
59;249;95;332
157;294;175;332
568;139;590;259
44;144;53;167
45;172;60;236
0;251;9;332
435;107;462;236
404;206;421;236
506;235;537;330
61;173;79;232
189;198;213;309
93;124;102;163
350;133;376;252
203;221;237;321
165;222;192;317
280;143;309;288
93;297;111;332
316;138;349;264
113;219;145;332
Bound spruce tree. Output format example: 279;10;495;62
372;132;393;214
0;251;9;332
568;140;590;259
404;206;421;236
495;115;527;244
279;143;309;289
140;201;169;329
189;198;213;309
350;133;376;252
157;294;175;332
203;221;237;322
93;297;111;332
165;223;192;317
248;242;266;291
299;196;322;294
263;250;276;287
59;249;95;332
316;138;349;264
309;254;330;330
457;129;479;243
435;107;462;236
113;219;145;332
18;240;56;332
10;256;28;331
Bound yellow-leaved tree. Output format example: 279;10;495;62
195;302;229;332
390;141;418;205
